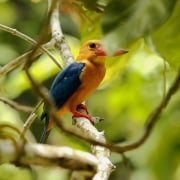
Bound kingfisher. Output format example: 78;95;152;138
40;40;128;143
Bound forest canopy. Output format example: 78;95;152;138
0;0;179;180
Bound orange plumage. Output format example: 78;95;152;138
40;40;127;143
59;40;106;117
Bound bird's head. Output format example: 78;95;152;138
76;40;128;65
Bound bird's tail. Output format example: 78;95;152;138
39;110;53;143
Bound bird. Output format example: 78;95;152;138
40;40;128;143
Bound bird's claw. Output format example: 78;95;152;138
91;116;104;124
72;104;104;125
76;104;89;114
72;114;104;125
72;113;95;125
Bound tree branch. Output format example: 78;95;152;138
20;100;43;139
0;97;33;113
0;139;97;172
0;50;35;76
48;0;75;66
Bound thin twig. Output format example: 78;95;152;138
0;24;62;69
0;97;33;113
20;100;43;139
0;124;22;135
0;24;37;45
0;50;38;76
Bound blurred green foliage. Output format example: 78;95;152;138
0;0;179;180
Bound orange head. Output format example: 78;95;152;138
76;40;128;65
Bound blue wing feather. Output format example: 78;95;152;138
40;62;85;143
50;62;85;108
41;62;85;121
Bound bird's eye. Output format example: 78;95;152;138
89;43;96;49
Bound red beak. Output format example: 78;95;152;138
95;47;107;56
112;49;128;56
95;47;128;57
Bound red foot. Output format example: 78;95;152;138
76;104;89;114
72;110;94;124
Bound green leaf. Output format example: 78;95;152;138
152;0;180;68
102;0;177;53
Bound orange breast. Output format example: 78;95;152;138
62;60;106;112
